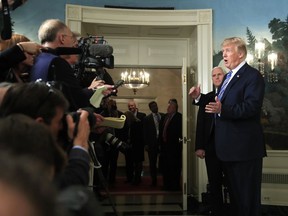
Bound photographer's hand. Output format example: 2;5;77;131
66;110;90;151
17;42;44;55
102;84;115;96
94;113;104;126
88;79;105;90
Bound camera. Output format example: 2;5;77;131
105;133;130;154
73;35;115;88
67;107;96;136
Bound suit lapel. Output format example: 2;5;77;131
221;63;248;101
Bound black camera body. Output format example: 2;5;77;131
67;107;96;137
77;35;114;69
74;35;115;88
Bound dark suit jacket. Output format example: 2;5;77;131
214;63;266;161
122;111;146;162
159;112;182;154
195;91;216;152
143;112;164;151
31;53;93;111
136;111;146;121
55;148;90;189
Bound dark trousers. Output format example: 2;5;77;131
124;149;143;184
124;149;133;182
101;149;119;184
148;149;158;185
223;158;263;216
160;150;181;191
133;161;143;184
205;150;225;216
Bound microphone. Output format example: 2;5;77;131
41;47;82;55
54;47;82;55
1;0;12;40
88;44;113;58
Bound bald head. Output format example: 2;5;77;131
38;19;76;49
128;100;137;113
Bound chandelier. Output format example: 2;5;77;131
120;68;150;94
247;40;279;83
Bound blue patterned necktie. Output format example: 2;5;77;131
217;71;232;101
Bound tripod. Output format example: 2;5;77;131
88;141;119;216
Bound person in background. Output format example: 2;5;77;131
159;98;182;191
123;110;144;185
0;34;34;82
189;37;266;216
124;100;146;184
190;66;226;216
143;101;164;186
100;98;125;185
127;100;146;121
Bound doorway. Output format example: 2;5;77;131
108;67;182;166
66;4;213;210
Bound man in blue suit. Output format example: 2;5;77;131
190;37;266;216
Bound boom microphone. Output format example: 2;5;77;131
88;44;113;58
1;0;12;40
41;47;82;55
54;47;82;55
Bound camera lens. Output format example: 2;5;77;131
105;133;130;153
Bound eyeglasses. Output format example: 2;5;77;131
62;34;74;38
63;34;78;45
35;80;54;104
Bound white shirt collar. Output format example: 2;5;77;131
230;61;246;77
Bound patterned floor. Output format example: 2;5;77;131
101;193;203;216
99;188;288;216
95;168;288;216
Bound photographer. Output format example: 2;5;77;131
94;99;126;184
30;19;114;111
0;41;43;72
0;82;99;189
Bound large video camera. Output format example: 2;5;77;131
73;35;115;87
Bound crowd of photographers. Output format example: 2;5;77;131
0;2;121;215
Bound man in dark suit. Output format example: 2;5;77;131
125;100;146;184
143;101;164;186
192;66;226;216
190;37;266;216
159;98;182;191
